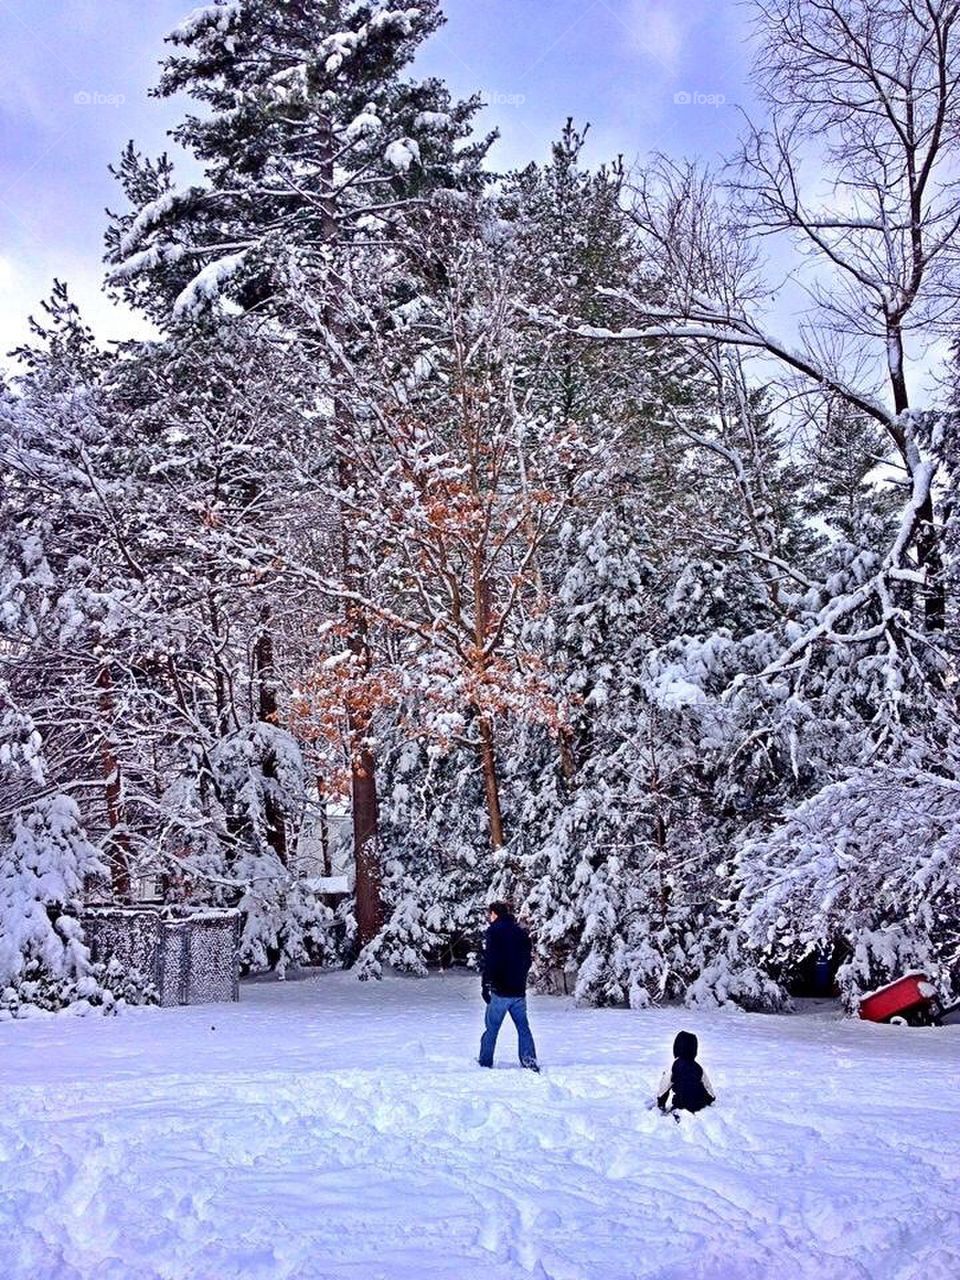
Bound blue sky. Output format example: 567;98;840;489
0;0;756;357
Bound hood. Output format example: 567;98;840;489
673;1030;698;1061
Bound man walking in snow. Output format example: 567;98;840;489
478;901;539;1071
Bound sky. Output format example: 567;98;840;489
0;0;757;360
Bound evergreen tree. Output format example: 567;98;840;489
108;0;491;947
0;796;104;1016
1;284;144;898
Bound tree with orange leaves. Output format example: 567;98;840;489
300;199;592;855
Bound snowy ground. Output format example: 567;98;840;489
1;972;958;1280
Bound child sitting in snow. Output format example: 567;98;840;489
657;1031;716;1115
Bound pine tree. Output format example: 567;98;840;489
0;796;105;1016
107;0;490;947
517;502;714;1006
1;283;143;898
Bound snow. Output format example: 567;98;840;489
320;30;361;74
108;241;187;284
172;251;247;319
117;189;184;259
170;2;240;42
650;664;707;710
368;8;422;37
304;874;352;894
2;971;958;1279
346;107;382;138
385;138;421;172
415;110;453;130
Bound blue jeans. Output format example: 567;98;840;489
479;994;537;1067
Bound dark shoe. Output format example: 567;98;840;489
478;1060;493;1069
521;1060;541;1073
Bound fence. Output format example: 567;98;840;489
82;905;241;1007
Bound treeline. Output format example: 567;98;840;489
1;0;958;1015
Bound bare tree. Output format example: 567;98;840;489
592;0;960;632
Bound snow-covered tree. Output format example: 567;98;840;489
0;796;105;1016
734;753;960;1008
107;0;491;946
4;1;959;1014
0;283;145;898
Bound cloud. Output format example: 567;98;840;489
629;5;681;69
624;0;705;74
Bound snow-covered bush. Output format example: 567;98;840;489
0;796;114;1017
734;759;960;1008
684;930;788;1012
237;874;339;976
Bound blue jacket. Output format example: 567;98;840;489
481;915;532;999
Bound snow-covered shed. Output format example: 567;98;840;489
83;906;241;1007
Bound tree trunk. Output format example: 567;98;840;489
471;551;506;851
350;733;382;942
315;779;333;878
558;727;577;784
341;514;383;944
888;321;946;631
254;606;288;865
315;106;383;947
478;713;506;850
96;664;131;900
208;590;229;735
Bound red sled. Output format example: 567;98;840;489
858;972;942;1026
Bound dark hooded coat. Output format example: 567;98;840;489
657;1031;716;1113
